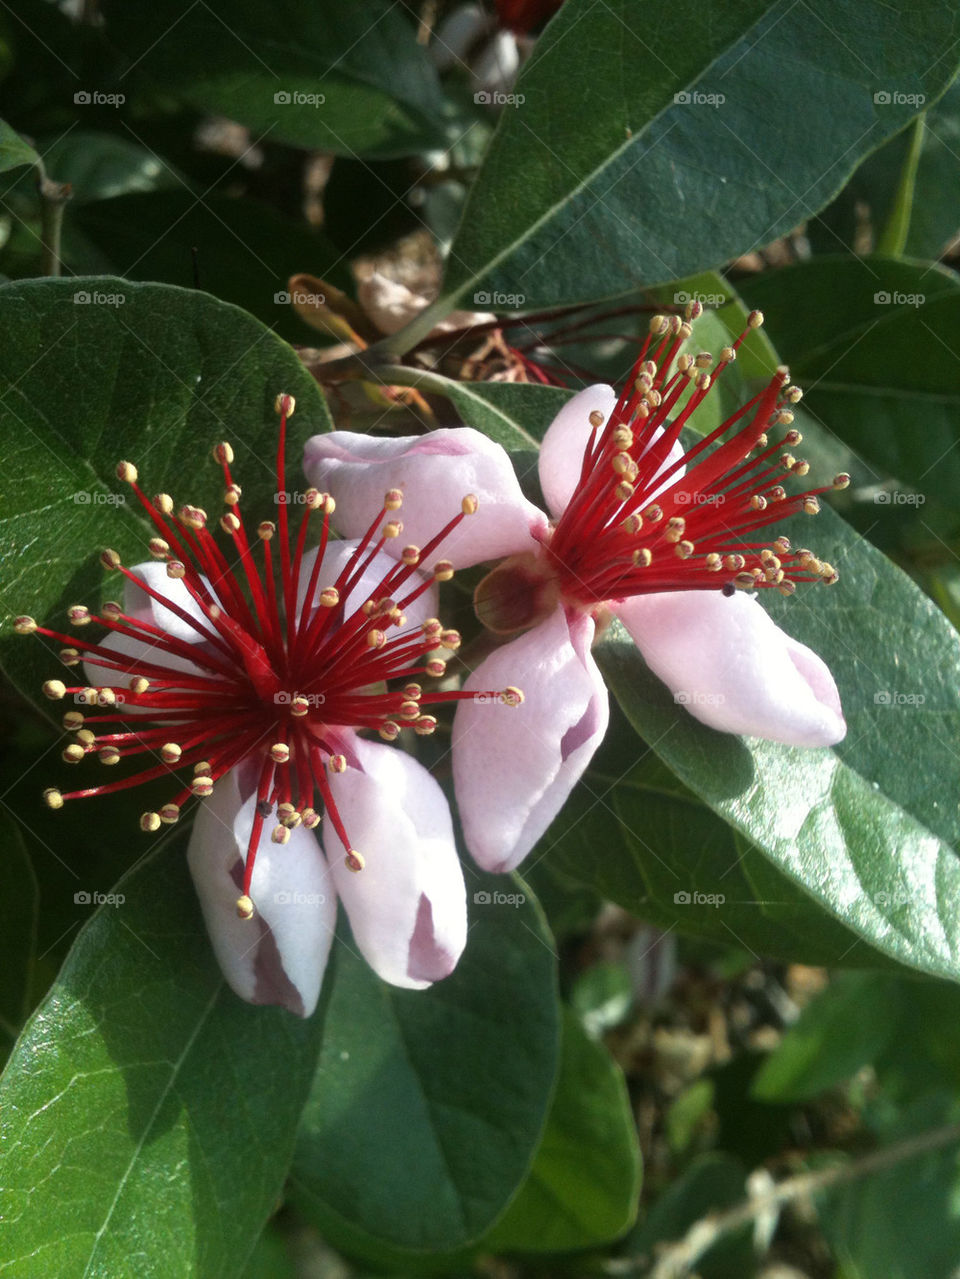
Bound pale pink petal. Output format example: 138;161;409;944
452;607;609;872
83;561;214;691
296;542;438;635
614;590;846;747
323;735;466;989
187;765;337;1018
538;385;686;519
538;384;616;519
303;428;546;568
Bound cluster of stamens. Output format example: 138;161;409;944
546;303;848;607
16;394;522;919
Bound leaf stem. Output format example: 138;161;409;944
877;113;925;256
606;1120;960;1279
36;168;72;278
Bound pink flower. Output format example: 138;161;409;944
17;396;519;1015
304;308;848;874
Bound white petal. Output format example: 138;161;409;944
187;767;337;1017
472;29;521;93
614;590;846;747
538;385;616;519
323;735;466;989
431;3;489;69
303;428;546;569
296;541;437;635
83;561;215;690
452;607;609;872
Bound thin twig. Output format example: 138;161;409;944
606;1121;960;1279
36;172;72;277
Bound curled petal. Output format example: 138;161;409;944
187;767;337;1017
323;735;466;989
453;607;609;872
614;589;846;747
297;542;438;633
303;428;546;568
538;384;616;519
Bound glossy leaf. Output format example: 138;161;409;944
595;493;960;983
0;276;333;707
0;813;37;1057
288;873;560;1256
0;845;326;1278
740;257;960;502
102;0;447;159
0;118;38;176
432;0;959;319
483;1009;641;1253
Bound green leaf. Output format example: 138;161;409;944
482;1009;641;1253
0;119;39;177
621;1153;752;1279
0;845;325;1278
288;873;560;1258
752;972;901;1102
431;0;960;320
38;130;184;204
0;812;38;1056
0;276;333;708
819;1094;960;1279
102;0;447;158
68;191;350;340
595;494;960;984
740;257;960;503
